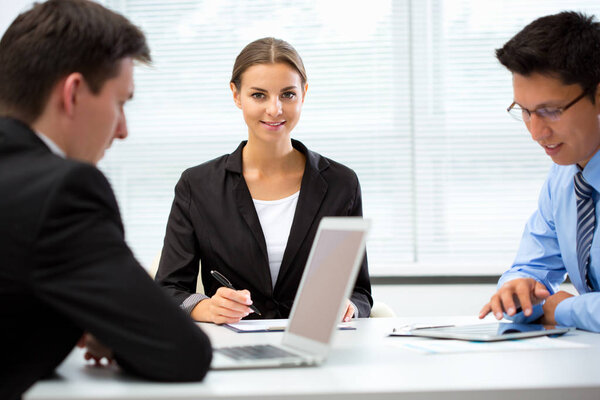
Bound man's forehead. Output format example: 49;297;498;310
109;58;135;96
512;72;580;105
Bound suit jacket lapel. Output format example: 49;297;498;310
232;175;269;263
226;142;270;284
276;140;328;287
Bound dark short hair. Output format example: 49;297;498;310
497;11;600;101
0;0;151;124
231;37;307;91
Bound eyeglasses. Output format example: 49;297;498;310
506;91;588;122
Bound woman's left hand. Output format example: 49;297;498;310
342;299;355;322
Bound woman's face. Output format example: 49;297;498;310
231;62;307;144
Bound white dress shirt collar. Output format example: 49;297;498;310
34;130;66;158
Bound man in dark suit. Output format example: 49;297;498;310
0;1;212;399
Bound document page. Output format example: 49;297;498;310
225;319;355;333
226;319;289;332
389;336;588;354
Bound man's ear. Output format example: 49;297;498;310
61;72;85;117
230;81;242;110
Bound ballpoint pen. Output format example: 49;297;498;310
210;270;262;316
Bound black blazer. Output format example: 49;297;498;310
0;118;212;400
156;139;372;319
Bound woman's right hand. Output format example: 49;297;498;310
191;287;255;324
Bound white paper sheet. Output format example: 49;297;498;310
389;336;588;354
225;319;355;333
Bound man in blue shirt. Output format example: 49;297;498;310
479;11;600;332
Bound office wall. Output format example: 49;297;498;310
0;4;484;322
0;2;580;320
0;1;31;33
374;283;577;317
0;2;108;33
372;284;496;317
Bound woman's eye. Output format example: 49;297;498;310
282;92;296;99
251;93;265;99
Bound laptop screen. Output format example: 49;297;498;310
287;227;367;344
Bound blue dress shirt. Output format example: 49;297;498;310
499;149;600;332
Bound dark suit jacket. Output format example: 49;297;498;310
156;139;372;319
0;118;212;400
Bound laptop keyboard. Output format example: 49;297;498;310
216;344;298;361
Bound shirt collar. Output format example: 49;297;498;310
224;139;330;174
34;130;66;158
580;149;600;191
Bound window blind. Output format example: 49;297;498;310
92;0;600;275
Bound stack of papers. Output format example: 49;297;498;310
224;319;356;333
389;336;588;354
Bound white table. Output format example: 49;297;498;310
25;316;600;400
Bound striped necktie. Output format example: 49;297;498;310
574;172;596;292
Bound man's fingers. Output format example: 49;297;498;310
499;290;517;316
84;352;112;366
515;284;534;316
489;295;504;320
76;334;88;348
533;281;551;299
481;278;546;321
479;303;492;319
83;335;114;361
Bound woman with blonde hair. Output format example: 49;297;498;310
156;37;372;323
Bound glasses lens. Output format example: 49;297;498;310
507;106;524;121
536;108;561;122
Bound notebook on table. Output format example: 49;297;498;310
223;319;356;333
210;217;370;370
408;322;573;342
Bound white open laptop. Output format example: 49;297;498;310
210;217;370;370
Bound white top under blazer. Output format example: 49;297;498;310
252;191;300;288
